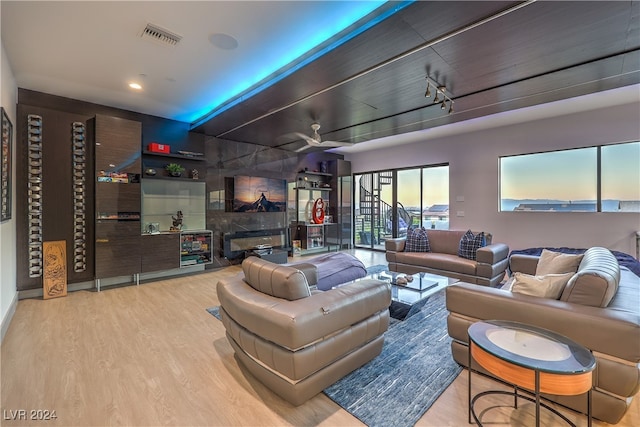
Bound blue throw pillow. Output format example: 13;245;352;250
405;227;431;252
458;230;485;260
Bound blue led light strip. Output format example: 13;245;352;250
190;0;415;130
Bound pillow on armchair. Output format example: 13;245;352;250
508;272;573;299
535;249;584;275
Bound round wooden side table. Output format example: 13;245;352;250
468;320;596;427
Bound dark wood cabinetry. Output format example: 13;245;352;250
141;233;180;272
15;90;214;293
93;115;142;174
15;105;96;291
89;115;142;283
95;182;141;213
95;221;141;278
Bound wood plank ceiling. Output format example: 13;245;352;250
191;1;640;152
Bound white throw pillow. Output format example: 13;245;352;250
509;272;574;299
535;249;584;275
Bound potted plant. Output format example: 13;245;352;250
165;163;185;177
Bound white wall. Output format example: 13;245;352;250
0;39;18;341
346;86;640;255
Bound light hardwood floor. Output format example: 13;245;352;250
1;250;638;426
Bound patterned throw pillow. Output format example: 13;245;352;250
458;230;485;260
405;227;431;252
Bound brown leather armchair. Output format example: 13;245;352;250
217;256;391;405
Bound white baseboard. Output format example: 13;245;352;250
1;292;18;344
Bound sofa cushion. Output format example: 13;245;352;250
458;230;485;260
242;257;311;301
394;252;478;276
405;227;431;252
509;272;573;299
425;229;467;255
535;249;583;275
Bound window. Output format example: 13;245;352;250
500;141;639;212
601;142;640;212
421;166;450;229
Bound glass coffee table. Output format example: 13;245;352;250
371;271;459;319
468;320;596;427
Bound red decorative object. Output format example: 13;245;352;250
312;198;325;224
148;142;170;153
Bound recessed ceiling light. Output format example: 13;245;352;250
209;33;239;50
129;83;143;90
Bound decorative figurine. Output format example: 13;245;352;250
170;210;184;231
191;169;199;180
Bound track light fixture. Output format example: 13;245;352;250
424;76;454;115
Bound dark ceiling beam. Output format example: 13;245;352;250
322;48;640;141
193;1;639;153
207;1;535;139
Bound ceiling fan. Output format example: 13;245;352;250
294;123;355;152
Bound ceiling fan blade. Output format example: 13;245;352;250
289;123;352;152
292;132;309;140
319;140;355;147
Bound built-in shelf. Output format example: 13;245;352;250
300;170;332;177
180;230;213;267
294;187;332;191
141;175;203;182
142;151;206;161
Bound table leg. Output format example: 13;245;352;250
468;342;472;424
535;370;540;427
587;387;593;427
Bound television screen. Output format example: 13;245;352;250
232;176;287;212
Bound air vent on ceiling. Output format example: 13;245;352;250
140;23;182;47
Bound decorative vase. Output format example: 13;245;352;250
169;171;182;177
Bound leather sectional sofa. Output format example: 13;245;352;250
385;229;510;287
216;256;391;405
446;247;640;424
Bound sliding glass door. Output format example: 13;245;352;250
354;164;449;250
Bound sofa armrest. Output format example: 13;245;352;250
385;238;405;252
289;262;318;286
218;278;391;351
446;282;640;363
385;238;406;264
476;243;509;264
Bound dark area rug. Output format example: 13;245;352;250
323;289;461;427
206;306;221;320
388;296;429;322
